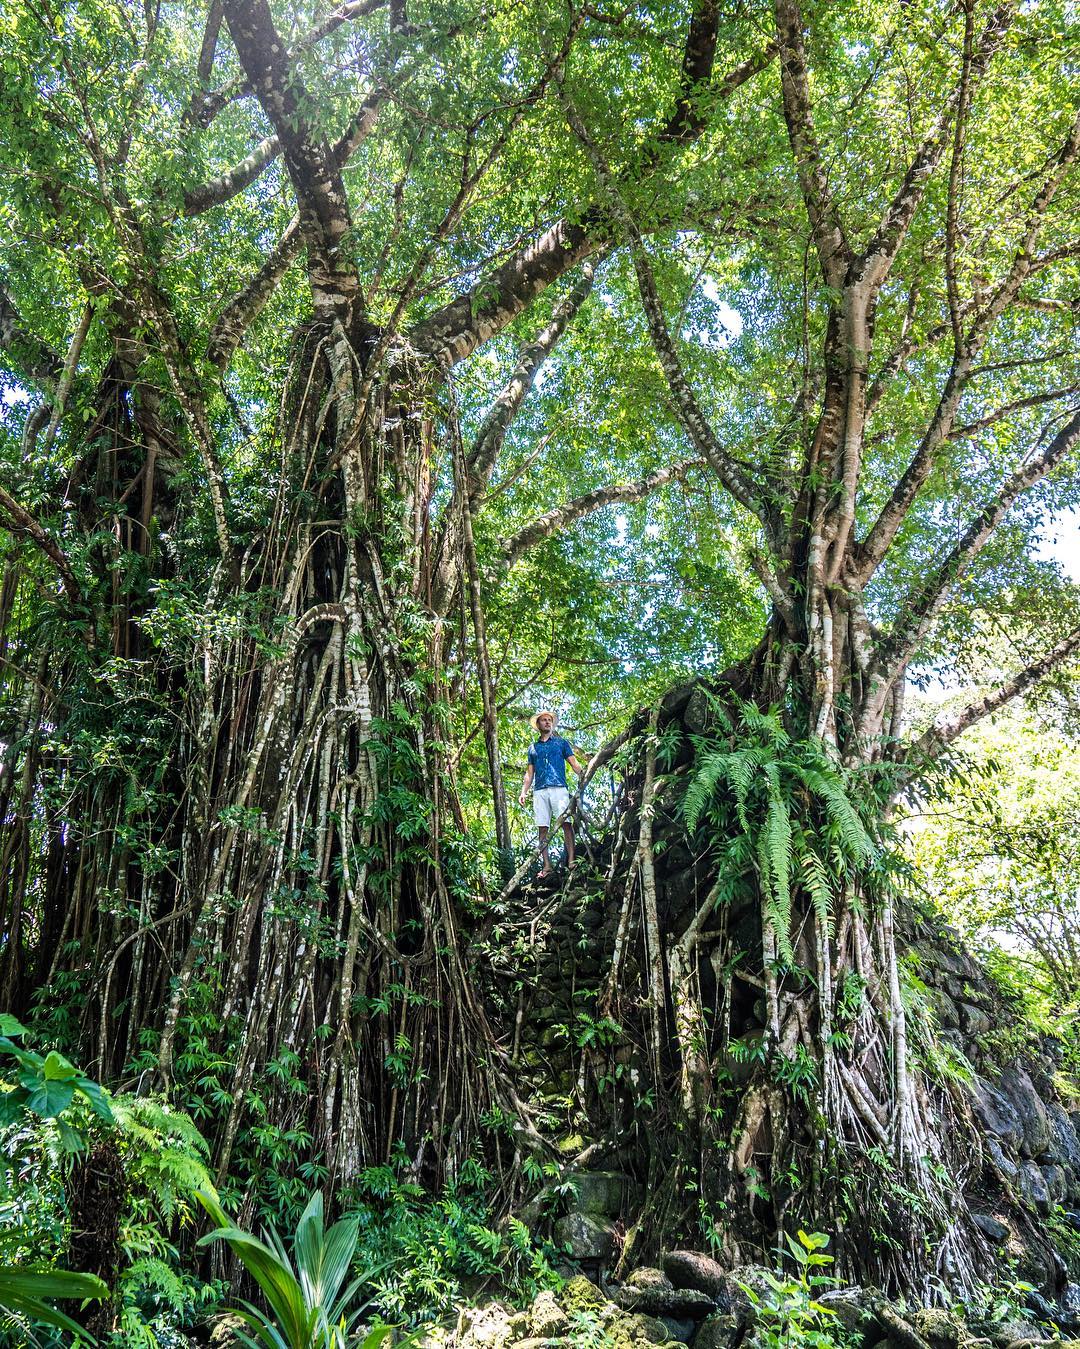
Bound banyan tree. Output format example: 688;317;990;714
0;0;1078;1291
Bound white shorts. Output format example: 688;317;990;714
533;786;570;828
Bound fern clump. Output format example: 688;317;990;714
681;694;883;964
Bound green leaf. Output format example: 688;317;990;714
23;1077;76;1118
0;1265;108;1343
42;1050;78;1081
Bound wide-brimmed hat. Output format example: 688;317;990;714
529;708;558;732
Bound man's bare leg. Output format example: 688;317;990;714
563;820;575;867
538;826;552;876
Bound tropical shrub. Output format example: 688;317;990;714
741;1231;851;1349
0;1017;110;1342
197;1188;392;1349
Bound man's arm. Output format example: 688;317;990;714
566;745;586;778
519;763;534;805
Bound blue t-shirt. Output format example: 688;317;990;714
529;735;572;790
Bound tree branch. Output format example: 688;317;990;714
204;93;382;367
41;301;93;455
913;622;1080;758
468;259;598;496
855;4;1013;296
0;286;61;384
182;132;282;216
207;218;303;368
411;17;775;370
772;0;850;288
222;0;361;322
856;110;1080;583
193;0;388;128
661;0;720;144
500;459;702;569
410;216;601;368
949;385;1080;442
965;105;1080;357
882;403;1080;674
197;0;225;84
562;91;769;524
0;485;82;604
866;314;952;416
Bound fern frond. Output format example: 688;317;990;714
682;749;733;833
800;767;875;863
699;688;735;735
800;847;834;933
727;747;766;829
741;701;789;750
761;791;794;964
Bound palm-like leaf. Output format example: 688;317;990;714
0;1265;108;1342
197;1189;376;1349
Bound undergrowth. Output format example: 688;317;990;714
347;1155;560;1324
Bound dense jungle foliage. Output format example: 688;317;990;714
1;0;1079;1339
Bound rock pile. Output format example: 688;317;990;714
394;1261;1080;1349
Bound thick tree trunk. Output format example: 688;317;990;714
0;324;526;1192
584;607;989;1294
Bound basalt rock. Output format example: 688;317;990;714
552;1211;615;1263
689;1314;740;1349
614;1278;717;1321
573;1170;637;1217
661;1251;731;1304
527;1290;569;1339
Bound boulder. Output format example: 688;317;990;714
615;1282;717;1321
965;1318;1043;1348
1042;1163;1069;1204
986;1137;1020;1181
914;1307;963;1347
819;1287;879;1337
916;943;970;978
972;1213;1011;1244
927;988;960;1030
690;1314;741;1349
626;1268;674;1292
558;1275;685;1348
634;1315;674;1344
462;1303;518;1349
998;1066;1053;1158
560;1276;608;1314
958;1002;993;1037
573;1171;635;1217
662;1251;730;1303
553;1212;615;1262
529;1291;569;1339
1047;1104;1080;1172
972;1079;1024;1151
1018;1160;1052;1211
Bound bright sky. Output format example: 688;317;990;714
1036;505;1080;580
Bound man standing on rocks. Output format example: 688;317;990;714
520;709;585;877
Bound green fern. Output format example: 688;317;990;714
762;786;794;963
111;1095;211;1223
799;847;834;933
679;694;885;965
683;748;734;834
